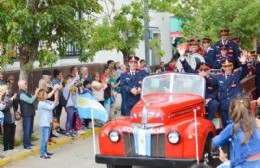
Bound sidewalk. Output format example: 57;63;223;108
0;127;100;167
0;93;122;167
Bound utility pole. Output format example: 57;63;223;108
144;0;150;65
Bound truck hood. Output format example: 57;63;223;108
130;93;204;125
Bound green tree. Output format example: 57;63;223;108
80;1;144;64
0;0;102;79
81;0;166;65
165;0;260;49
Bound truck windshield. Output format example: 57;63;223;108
141;73;205;99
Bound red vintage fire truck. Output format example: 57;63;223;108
96;73;219;168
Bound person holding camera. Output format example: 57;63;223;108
212;95;260;168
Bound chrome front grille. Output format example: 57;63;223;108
123;133;166;157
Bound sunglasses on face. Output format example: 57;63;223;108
199;68;209;72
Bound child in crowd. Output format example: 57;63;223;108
212;95;260;167
82;80;92;95
37;89;58;159
82;80;92;129
62;74;80;137
108;69;120;120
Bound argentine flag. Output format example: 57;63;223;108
133;127;152;156
76;93;108;122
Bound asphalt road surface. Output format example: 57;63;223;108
4;133;221;168
4;134;153;168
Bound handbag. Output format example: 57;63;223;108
14;110;21;121
52;118;59;130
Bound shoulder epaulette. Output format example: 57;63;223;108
233;68;239;73
217;72;224;75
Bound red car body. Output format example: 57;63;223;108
96;73;217;168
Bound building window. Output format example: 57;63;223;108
66;44;82;56
65;11;82;57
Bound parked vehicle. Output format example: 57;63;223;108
95;73;218;168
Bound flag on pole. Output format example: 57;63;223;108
76;93;108;122
133;127;152;156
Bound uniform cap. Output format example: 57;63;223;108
200;63;211;69
220;29;230;36
128;56;140;62
227;52;233;57
221;58;233;66
227;49;233;57
202;38;212;43
232;37;240;44
188;39;198;45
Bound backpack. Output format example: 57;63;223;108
59;91;70;107
104;84;111;99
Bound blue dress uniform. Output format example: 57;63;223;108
213;29;241;69
214;45;233;69
205;75;219;120
215;54;224;69
204;47;216;69
202;38;216;69
120;57;147;116
213;59;249;127
181;60;219;120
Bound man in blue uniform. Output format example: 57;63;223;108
120;56;147;116
215;45;230;69
202;37;216;69
214;53;248;127
179;54;219;120
214;29;241;69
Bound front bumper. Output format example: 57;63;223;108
95;154;196;168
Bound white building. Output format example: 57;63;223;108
5;1;173;71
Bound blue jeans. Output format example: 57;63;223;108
23;116;34;148
220;109;229;128
65;106;75;133
104;98;111;115
40;127;50;156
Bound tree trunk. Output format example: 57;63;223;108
122;50;129;66
16;41;38;141
18;40;39;81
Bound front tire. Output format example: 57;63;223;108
202;134;213;164
107;164;132;168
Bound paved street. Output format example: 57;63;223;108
4;134;149;168
4;134;105;168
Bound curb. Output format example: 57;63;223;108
0;128;100;167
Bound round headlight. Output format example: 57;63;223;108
109;130;120;143
168;131;180;144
